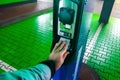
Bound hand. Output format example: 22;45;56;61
49;41;69;70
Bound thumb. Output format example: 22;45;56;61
63;52;69;60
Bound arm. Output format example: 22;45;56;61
0;61;53;80
0;41;69;80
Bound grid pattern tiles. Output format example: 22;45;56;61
84;16;120;80
0;12;53;70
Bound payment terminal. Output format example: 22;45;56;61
51;0;90;80
51;0;84;64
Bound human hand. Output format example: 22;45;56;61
49;41;69;70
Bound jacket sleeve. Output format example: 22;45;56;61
0;60;56;80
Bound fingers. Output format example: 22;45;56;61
57;41;68;53
62;42;68;51
62;41;68;53
52;41;61;51
53;41;62;50
58;41;66;51
52;41;68;55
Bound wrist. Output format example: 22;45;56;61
41;60;56;77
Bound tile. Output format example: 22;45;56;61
0;12;53;69
0;69;4;73
85;14;120;80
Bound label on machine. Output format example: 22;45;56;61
58;0;78;39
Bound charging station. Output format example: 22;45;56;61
51;0;100;80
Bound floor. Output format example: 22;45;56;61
84;15;120;80
0;12;53;69
0;1;52;26
0;0;120;80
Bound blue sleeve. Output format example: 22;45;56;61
0;60;56;80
